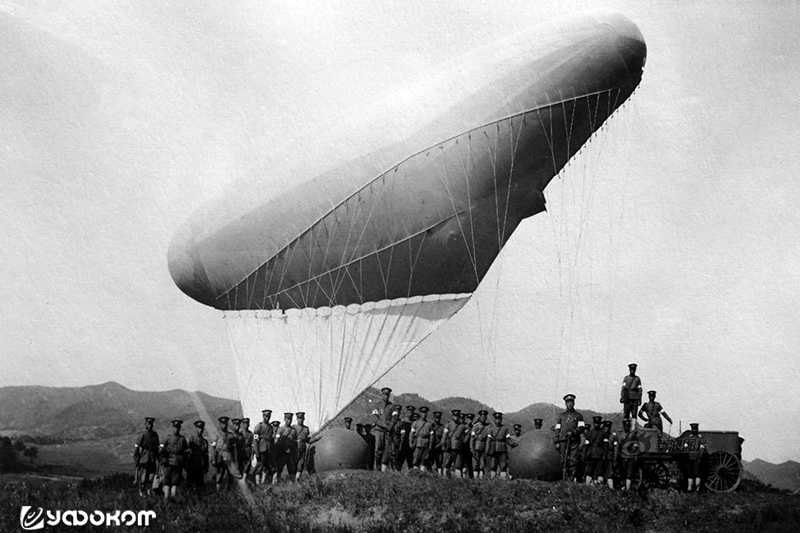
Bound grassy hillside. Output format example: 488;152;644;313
2;471;798;533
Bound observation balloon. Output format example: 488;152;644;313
307;429;371;474
168;12;646;430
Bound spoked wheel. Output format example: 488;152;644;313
640;461;670;489
705;451;742;493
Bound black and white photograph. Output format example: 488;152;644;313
2;1;799;531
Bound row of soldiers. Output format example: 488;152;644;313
133;410;311;500
365;387;530;478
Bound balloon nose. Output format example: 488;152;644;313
167;222;217;308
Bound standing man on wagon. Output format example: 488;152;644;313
639;390;673;434
620;363;643;425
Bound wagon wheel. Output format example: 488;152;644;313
704;451;742;493
640;461;670;489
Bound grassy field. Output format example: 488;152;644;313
1;470;798;532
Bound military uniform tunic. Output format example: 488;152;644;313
161;433;188;486
487;423;512;473
187;434;209;489
411;418;434;467
134;429;159;486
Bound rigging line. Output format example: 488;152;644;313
434;144;479;281
341;177;392;273
406;231;428;298
220;96;608;301
501;114;528;247
481;130;502;250
454;136;480;281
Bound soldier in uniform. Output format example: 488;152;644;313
363;423;376;471
253;409;273;485
620;363;643;425
160;419;188;502
212;416;240;490
618;418;640;490
461;413;475;478
583;415;606;485
395;406;415;471
294;412;310;481
601;420;618;489
410;406;435;470
230;418;243;480
486;412;512;479
683;423;706;493
239;417;254;481
470;410;490;479
554;394;585;482
186;420;209;493
273;413;298;483
374;387;398;472
134;417;159;495
344;417;354;430
428;411;444;475
534;419;543;430
638;390;673;433
508;424;523;448
441;409;461;478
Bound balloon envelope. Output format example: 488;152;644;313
508;431;563;480
308;429;371;474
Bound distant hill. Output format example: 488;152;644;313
0;382;241;440
742;459;800;493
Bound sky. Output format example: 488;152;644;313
2;1;799;463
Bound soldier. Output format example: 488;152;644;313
534;419;543;430
601;420;618;489
409;406;434;470
395;406;415;471
470;410;490;479
252;409;273;485
486;412;512;479
441;409;461;478
239;418;254;481
683;423;706;493
428;411;444;475
344;417;354;430
294;412;310;481
159;419;188;502
230;418;243;479
638;390;673;433
583;415;606;485
273;413;298;483
508;424;523;448
186;420;209;493
212;416;240;490
134;417;159;495
618;418;640;490
374;387;398;472
363;423;376;471
554;394;585;482
461;413;475;478
269;420;281;479
620;363;643;425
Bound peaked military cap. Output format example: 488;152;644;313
563;394;576;402
533;418;543;424
450;409;461;416
380;387;392;394
171;419;183;427
296;412;306;418
478;409;489;416
231;418;241;424
344;417;353;422
392;404;402;412
194;420;205;428
493;412;503;419
242;417;250;423
628;362;638;368
602;420;612;428
218;416;230;424
270;421;280;427
690;422;699;428
464;413;475;419
144;417;155;423
406;405;416;412
433;411;442;416
418;406;429;413
411;413;420;420
622;418;632;425
648;390;657;395
592;415;603;424
284;412;294;418
261;409;272;414
513;424;522;430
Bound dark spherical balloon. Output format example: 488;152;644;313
308;429;370;474
508;431;563;480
